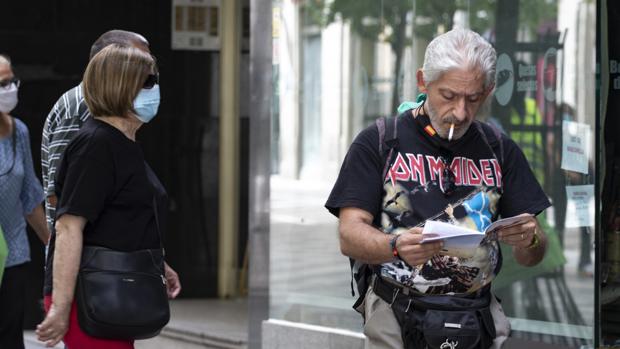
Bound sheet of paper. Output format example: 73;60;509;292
484;213;534;236
561;120;591;174
421;220;484;242
422;214;533;248
565;185;594;228
422;221;484;258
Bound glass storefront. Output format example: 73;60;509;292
269;0;597;346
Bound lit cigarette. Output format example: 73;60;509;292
448;123;455;141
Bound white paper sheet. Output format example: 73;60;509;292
565;185;595;228
561;120;591;174
421;214;534;258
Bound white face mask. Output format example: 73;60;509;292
0;83;18;113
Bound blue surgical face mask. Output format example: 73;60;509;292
133;84;160;123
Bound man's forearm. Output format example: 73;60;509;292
338;208;444;267
339;218;394;264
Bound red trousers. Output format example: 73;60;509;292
44;295;134;349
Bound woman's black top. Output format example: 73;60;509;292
44;118;168;295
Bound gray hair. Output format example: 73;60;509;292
0;54;11;68
422;28;496;89
89;30;149;60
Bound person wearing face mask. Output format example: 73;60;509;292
40;31;181;300
36;44;172;349
326;29;551;349
0;54;50;349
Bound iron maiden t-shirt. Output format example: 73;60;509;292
326;111;550;295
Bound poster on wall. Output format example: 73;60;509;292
565;185;595;228
561;120;591;174
171;0;220;51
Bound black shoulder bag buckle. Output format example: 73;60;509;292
75;196;170;340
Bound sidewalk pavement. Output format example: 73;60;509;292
25;298;248;349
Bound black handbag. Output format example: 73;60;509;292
75;197;170;339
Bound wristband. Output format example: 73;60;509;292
390;234;402;259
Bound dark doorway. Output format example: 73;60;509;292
1;0;249;328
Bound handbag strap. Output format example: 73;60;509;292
152;196;165;257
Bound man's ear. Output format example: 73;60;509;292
478;83;495;104
484;83;495;98
416;69;428;93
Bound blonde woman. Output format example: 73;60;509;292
36;44;180;349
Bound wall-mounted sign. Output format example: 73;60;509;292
516;61;537;92
494;53;514;106
172;0;220;51
541;47;557;102
565;185;595;228
561;120;591;174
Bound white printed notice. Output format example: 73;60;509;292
565;185;595;228
561;120;591;174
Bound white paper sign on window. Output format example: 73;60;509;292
561;120;591;174
565;185;595;228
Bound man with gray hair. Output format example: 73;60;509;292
326;28;550;349
41;30;149;236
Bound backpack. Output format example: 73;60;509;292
349;112;505;315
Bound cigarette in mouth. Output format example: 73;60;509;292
448;123;455;141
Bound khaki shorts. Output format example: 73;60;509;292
362;285;510;349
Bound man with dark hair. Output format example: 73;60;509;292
41;29;181;300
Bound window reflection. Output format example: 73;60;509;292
270;0;596;346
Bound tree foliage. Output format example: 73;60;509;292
301;0;558;48
298;0;558;110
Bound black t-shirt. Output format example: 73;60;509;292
325;110;551;295
44;118;168;295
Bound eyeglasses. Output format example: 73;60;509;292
439;150;456;196
143;73;159;89
0;77;20;89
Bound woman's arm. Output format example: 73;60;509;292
25;204;50;244
36;214;86;347
164;262;182;299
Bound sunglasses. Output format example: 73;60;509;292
439;150;456;196
143;73;159;89
0;77;20;89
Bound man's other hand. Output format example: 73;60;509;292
395;227;444;266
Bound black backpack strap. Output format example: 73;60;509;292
376;117;386;153
348;117;399;300
474;121;504;169
376;116;399;181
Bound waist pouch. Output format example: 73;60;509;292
76;246;170;340
372;276;496;349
